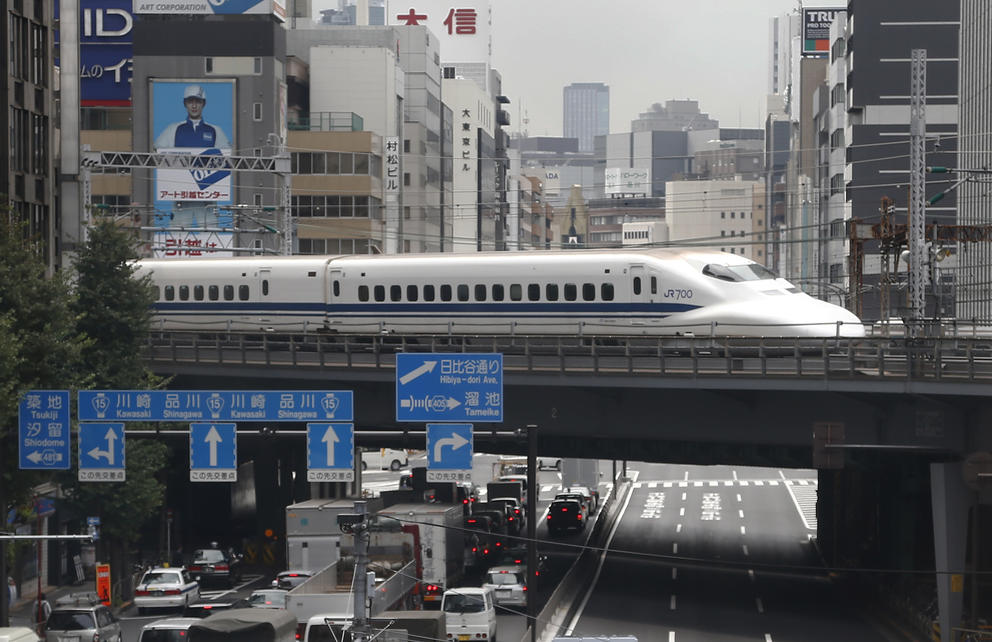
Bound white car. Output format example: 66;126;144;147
360;448;408;471
482;565;528;607
134;568;200;614
137;617;199;642
561;485;599;513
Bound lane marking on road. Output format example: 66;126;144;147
670;594;677;610
649;482;657;488
733;469;738;481
664;481;673;488
742;544;749;556
672;567;678;580
756;597;765;613
679;507;685;517
681;492;686;501
679;481;688;488
765;634;773;641
724;480;733;486
709;481;718;487
739;509;745;519
683;471;689;481
673;542;678;554
740;526;746;535
669;631;676;642
740;481;749;486
748;569;756;582
754;480;764;486
693;481;702;488
676;523;682;534
564;477;635;636
787;481;819;530
737;494;742;502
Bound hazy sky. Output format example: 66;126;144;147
312;0;801;136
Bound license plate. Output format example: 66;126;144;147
458;636;471;641
153;590;164;596
497;589;512;597
59;637;80;642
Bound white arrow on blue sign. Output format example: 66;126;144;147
78;423;126;482
189;423;237;482
307;423;355;482
426;423;473;482
396;353;502;423
18;390;71;470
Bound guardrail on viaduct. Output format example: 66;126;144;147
144;332;992;382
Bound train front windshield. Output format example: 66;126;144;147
702;263;778;282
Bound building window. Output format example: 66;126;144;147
253;102;263;121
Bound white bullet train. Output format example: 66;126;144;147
134;248;866;338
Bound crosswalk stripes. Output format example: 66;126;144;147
632;478;818;489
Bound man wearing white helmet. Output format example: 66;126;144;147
154;84;231;149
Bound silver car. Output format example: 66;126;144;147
247;589;288;609
137;617;199;642
45;593;122;642
134;568;200;614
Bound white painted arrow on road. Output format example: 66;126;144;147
205;425;223;467
400;360;437;385
321;425;339;466
433;431;469;463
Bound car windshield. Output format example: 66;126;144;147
143;571;181;585
47;611;95;631
443;593;486;613
140;630;189;642
193;549;225;562
487;571;522;586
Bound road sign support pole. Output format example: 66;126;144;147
527;424;537;642
350;501;371;642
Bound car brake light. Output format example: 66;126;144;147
523;586;528;591
483;549;489;555
165;589;181;595
463;499;469;504
577;514;582;520
215;564;228;571
472;547;478;553
561;507;569;512
93;634;100;642
135;590;148;596
546;515;551;520
467;519;477;524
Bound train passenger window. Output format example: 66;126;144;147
152;286;160;300
601;283;615;301
457;285;469;301
582;283;595;301
564;284;577;301
358;285;369;302
651;276;658;295
224;285;234;301
262;280;269;296
423;285;436;301
333;281;340;297
546;284;559;301
528;284;540;301
179;285;189;301
510;284;522;301
474;284;487;301
407;285;418;302
390;285;402;302
633;277;642;295
239;285;250;300
492;284;504;301
374;285;385;302
164;285;175;301
440;285;452;301
194;285;204;301
209;285;219;301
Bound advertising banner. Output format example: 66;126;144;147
151;79;236;236
152;231;235;257
802;8;844;56
135;0;283;17
605;167;651;195
55;0;134;106
387;0;491;67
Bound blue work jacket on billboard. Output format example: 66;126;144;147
156;118;230;149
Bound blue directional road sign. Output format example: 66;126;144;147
79;423;126;482
307;423;355;483
426;423;473;482
189;423;237;482
19;390;71;470
396;354;502;422
79;390;353;422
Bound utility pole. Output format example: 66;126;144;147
908;49;927;336
338;502;372;642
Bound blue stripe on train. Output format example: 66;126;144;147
152;301;702;314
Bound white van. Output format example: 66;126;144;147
360;448;408;471
442;587;497;641
0;628;41;642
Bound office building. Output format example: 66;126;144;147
563;82;609;153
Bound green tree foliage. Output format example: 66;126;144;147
59;220;170;571
0;216;86;519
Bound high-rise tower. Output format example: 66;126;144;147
563;82;609;153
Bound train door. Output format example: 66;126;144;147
328;268;343;329
257;267;272;326
629;264;661;326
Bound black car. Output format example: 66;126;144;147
188;547;242;587
546;499;586;535
184;597;250;618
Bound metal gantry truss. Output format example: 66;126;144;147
81;150;293;255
